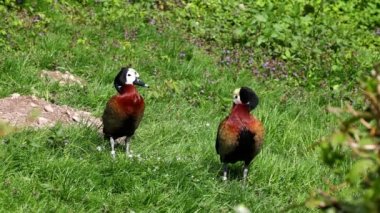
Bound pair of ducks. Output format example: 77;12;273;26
102;67;264;181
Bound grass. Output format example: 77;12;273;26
0;3;351;212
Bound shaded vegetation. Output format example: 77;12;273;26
139;0;380;88
306;64;380;212
1;1;379;88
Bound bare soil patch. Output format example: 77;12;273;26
0;93;101;131
40;70;86;87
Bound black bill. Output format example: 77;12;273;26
133;78;149;87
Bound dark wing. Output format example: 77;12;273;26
242;116;264;163
102;99;123;138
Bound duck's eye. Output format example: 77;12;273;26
234;95;238;99
127;74;131;77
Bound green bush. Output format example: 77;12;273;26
2;0;379;88
145;0;380;88
306;64;380;212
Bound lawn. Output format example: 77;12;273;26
0;1;362;212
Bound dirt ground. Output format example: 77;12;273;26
40;70;86;87
0;94;101;129
0;70;101;136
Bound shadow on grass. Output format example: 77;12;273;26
203;156;247;182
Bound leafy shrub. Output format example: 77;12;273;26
144;0;380;88
0;0;53;51
306;64;380;212
1;0;379;89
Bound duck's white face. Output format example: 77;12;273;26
125;68;140;85
233;88;242;104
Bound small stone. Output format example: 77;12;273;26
375;28;380;36
37;117;48;125
72;115;81;122
10;93;20;99
65;110;72;116
62;73;69;78
81;111;91;116
238;3;246;10
30;103;37;107
44;105;54;112
234;205;251;213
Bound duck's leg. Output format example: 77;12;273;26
222;163;228;181
125;137;132;157
243;164;249;181
110;137;116;159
